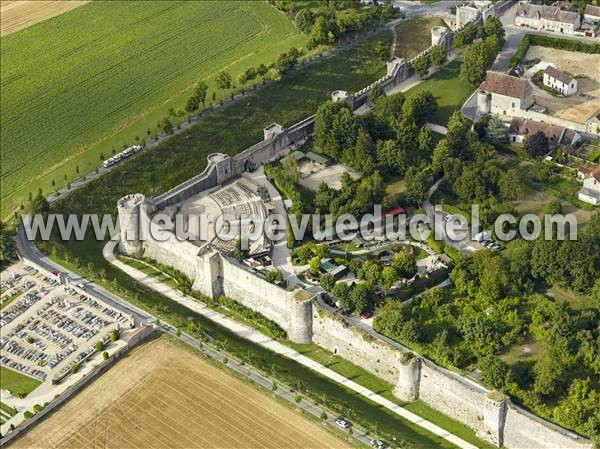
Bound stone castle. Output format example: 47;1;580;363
115;7;591;447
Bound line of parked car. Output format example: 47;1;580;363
480;239;504;251
102;145;142;168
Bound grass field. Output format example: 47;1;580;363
0;365;41;396
0;1;308;217
0;401;17;424
393;16;447;60
0;1;89;37
403;58;473;126
8;336;354;449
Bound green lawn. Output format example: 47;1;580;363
1;0;309;217
0;366;41;396
119;257;179;289
0;290;22;310
404;58;474;126
0;401;17;424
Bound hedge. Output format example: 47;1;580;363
509;34;600;68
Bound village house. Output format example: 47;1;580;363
514;2;581;34
508;117;567;149
543;66;577;96
584;4;600;22
577;165;600;205
586;111;600;135
478;71;534;116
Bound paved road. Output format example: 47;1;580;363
494;2;600;72
423;179;482;255
104;238;478;449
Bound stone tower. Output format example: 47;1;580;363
117;193;146;257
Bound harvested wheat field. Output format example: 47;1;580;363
9;337;352;449
0;1;89;36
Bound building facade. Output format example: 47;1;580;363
543;66;577;96
515;2;581;34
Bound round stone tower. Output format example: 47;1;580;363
477;90;491;115
431;26;448;47
287;290;314;344
117;193;146;257
394;355;422;401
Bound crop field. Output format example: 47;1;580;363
0;1;89;37
0;0;307;217
9;337;352;449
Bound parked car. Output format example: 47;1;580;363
361;310;374;319
76;283;86;290
335;418;351;429
372;440;389;449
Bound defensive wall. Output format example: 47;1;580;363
311;301;592;449
115;8;591;446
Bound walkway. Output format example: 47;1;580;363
103;239;477;449
243;166;301;287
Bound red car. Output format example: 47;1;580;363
361;310;374;319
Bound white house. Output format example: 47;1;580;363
586;111;600;135
543;66;577;96
577;165;600;205
515;2;581;34
479;71;534;117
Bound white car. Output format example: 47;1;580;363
372;440;388;449
335;418;351;429
76;282;86;290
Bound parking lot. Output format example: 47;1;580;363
0;263;133;387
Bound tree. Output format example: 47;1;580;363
460;39;495;86
308;256;321;275
103;351;109;361
95;340;104;352
368;84;385;104
478;355;511;391
29;190;50;216
485;114;508;143
110;329;119;342
445;110;471;154
402;90;437;127
381;265;398;291
351;283;371;315
432;139;452;175
185;95;200;113
358;260;381;284
295;9;315;32
320;273;336;291
376;139;404;174
265;269;283;284
412;54;431;78
194;81;208;105
525;131;549;157
314;101;359;159
215;71;232;90
498;168;523;201
159;117;174;135
281;153;299;183
405;166;431;205
392;251;417;279
430;45;447;66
